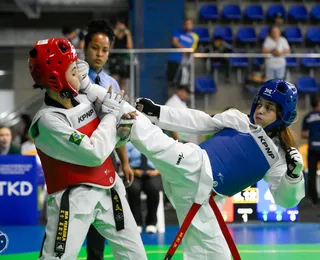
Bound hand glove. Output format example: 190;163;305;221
76;59;108;103
76;59;90;91
285;147;303;178
117;111;136;134
115;114;135;148
101;92;125;121
135;97;161;118
117;123;132;141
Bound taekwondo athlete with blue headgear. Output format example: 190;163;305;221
81;77;305;259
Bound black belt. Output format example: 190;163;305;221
54;187;71;258
54;185;124;258
111;188;124;231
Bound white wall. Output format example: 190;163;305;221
13;48;39;106
0;90;14;114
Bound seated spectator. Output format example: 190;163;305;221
262;26;290;80
165;86;197;143
263;13;284;43
0;126;20;155
274;12;284;33
108;19;133;91
126;142;162;234
205;36;232;82
167;18;199;90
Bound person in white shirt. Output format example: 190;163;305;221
262;26;290;80
165;86;196;143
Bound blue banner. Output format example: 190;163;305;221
0;155;40;225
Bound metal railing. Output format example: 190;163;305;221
1;49;320;127
108;49;320;108
108;48;194;105
0;92;43;127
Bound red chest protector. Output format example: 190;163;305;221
37;100;116;194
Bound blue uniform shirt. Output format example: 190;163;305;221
126;142;156;169
88;68;121;93
302;110;320;150
168;29;198;63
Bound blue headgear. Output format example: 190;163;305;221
250;79;298;131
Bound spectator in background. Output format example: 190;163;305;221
0;126;20;155
62;25;86;49
273;12;284;33
108;19;133;91
165;86;196;143
262;25;290;80
84;20;120;93
167;18;199;90
126;142;162;234
83;19;134;260
205;36;232;83
301;95;320;205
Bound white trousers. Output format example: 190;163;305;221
39;174;147;260
130;113;231;260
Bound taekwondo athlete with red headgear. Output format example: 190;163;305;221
28;38;147;260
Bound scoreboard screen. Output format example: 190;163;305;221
222;185;258;223
257;180;299;222
220;181;299;223
232;186;258;223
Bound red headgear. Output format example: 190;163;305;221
28;38;78;96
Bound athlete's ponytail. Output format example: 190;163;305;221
278;127;297;151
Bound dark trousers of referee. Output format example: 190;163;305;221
307;149;320;205
86;152;118;260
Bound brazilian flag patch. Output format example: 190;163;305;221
69;131;85;146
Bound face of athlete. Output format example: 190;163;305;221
85;33;110;73
65;62;81;93
253;98;277;129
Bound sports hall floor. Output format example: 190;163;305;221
1;223;320;260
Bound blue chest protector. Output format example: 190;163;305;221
200;128;274;197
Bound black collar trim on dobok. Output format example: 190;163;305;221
44;93;79;109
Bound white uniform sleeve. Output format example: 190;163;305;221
158;105;223;135
35;112;120;167
263;152;305;208
81;81;108;103
158;107;250;135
